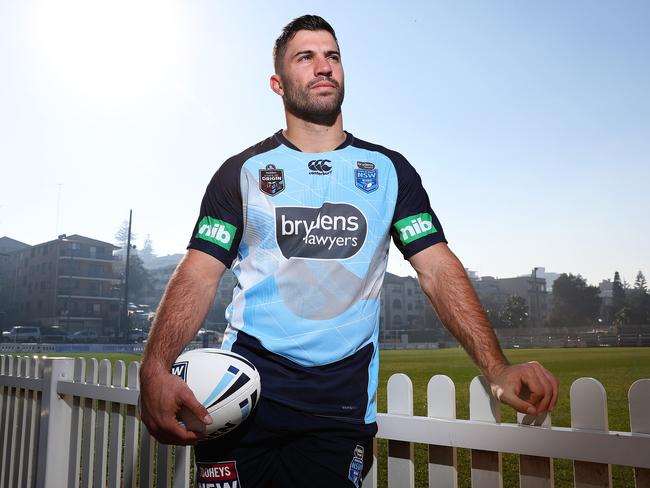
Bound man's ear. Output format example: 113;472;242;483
270;74;284;96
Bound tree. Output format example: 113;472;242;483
501;295;528;328
550;274;601;328
612;271;625;313
113;254;153;309
634;271;647;293
115;220;137;251
139;234;156;266
629;270;650;324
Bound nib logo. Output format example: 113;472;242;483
196;216;238;251
393;213;437;245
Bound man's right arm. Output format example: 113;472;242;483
139;249;226;445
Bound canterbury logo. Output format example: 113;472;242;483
308;159;332;174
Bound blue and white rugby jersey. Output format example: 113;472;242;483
188;130;446;424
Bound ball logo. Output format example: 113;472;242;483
170;361;188;381
275;203;367;259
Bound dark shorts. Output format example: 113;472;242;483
194;397;377;488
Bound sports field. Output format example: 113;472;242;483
376;347;650;488
43;347;649;487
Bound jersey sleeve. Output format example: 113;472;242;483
187;158;243;267
390;154;447;259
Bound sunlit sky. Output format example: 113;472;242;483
1;1;648;286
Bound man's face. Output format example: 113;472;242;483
275;29;345;123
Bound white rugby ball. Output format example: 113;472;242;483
171;348;261;440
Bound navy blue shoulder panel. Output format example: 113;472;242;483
187;134;282;267
350;136;447;259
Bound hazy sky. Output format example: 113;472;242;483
1;0;648;286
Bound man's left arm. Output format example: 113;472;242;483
409;243;559;415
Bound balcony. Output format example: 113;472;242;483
59;250;120;262
58;270;121;281
57;291;121;300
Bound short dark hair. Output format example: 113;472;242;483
273;15;339;74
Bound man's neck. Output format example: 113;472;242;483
282;112;346;153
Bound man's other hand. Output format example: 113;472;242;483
488;361;559;416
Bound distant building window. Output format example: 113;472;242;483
93;303;101;313
407;303;413;311
37;300;43;311
392;299;402;309
31;249;35;257
407;289;412;296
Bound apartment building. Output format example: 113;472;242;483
3;234;121;333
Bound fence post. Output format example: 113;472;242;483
22;357;41;488
108;361;126;488
35;357;75;488
68;357;86;488
123;362;140;488
570;378;611;488
470;376;502;488
517;410;553;488
629;379;650;487
94;359;111;487
427;375;457;488
80;359;98;488
387;373;415;488
174;446;191;488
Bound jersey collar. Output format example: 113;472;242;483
274;130;353;153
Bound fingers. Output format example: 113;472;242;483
490;362;559;416
148;415;205;446
140;373;209;446
179;388;212;427
498;388;537;415
537;364;560;413
524;364;552;415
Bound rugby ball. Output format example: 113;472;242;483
171;348;261;440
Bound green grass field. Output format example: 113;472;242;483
43;347;650;487
376;347;650;488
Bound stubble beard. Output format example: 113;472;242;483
282;76;345;126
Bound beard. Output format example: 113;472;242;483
281;76;345;125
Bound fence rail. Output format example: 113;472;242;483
1;354;649;488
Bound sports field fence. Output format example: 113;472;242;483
1;354;649;488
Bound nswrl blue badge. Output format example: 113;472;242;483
348;444;365;488
355;168;378;193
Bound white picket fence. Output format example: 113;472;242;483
1;355;649;488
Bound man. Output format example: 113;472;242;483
139;15;559;488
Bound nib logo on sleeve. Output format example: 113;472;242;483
196;216;238;251
393;213;437;245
